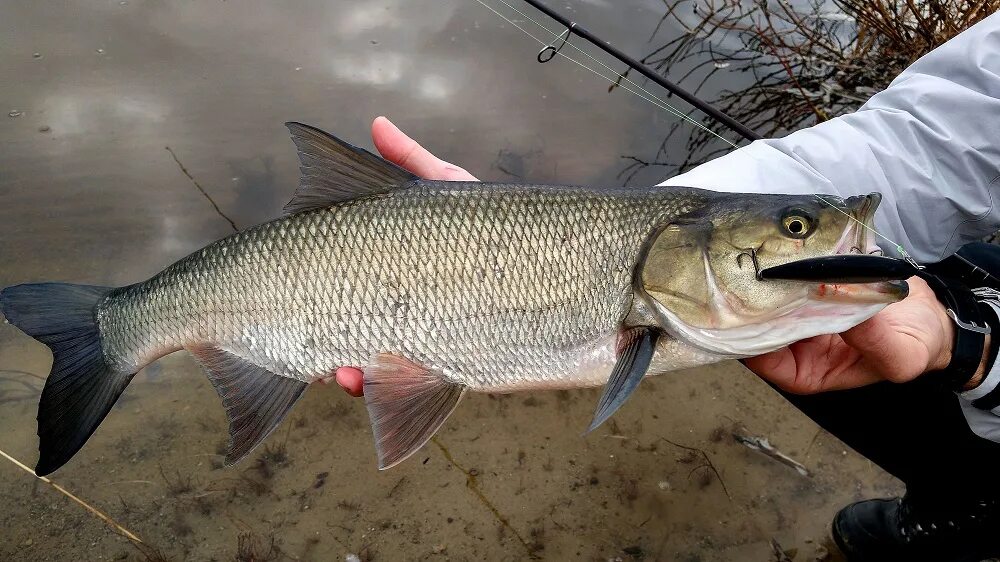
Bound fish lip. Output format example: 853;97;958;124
810;278;909;304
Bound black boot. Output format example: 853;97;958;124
832;494;1000;561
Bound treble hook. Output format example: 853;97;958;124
537;23;576;63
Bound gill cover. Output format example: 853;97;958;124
639;219;716;328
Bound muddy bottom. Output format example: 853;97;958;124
0;337;899;561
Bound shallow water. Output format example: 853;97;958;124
0;1;898;560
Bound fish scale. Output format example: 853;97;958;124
97;183;697;392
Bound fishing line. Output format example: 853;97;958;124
474;0;919;265
471;0;738;148
814;195;920;267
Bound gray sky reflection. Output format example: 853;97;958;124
0;0;722;285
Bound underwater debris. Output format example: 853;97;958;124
734;433;811;477
235;532;280;562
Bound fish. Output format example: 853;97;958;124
0;122;907;475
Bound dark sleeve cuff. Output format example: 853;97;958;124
962;301;1000;410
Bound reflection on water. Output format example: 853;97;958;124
0;1;896;560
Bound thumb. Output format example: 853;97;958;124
371;116;478;181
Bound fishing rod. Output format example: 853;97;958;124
515;0;926;267
520;0;763;143
476;0;919;267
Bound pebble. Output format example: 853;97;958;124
657;480;672;491
38;125;50;133
345;554;361;562
22;538;32;547
9;110;23;118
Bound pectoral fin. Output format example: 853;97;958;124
187;345;307;465
585;327;659;434
363;354;465;470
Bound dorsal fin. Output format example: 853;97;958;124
283;122;419;214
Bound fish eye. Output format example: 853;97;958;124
781;211;813;238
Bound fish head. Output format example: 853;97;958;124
639;192;908;356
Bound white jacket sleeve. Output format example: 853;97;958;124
659;12;1000;440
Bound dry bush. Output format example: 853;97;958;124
622;0;998;181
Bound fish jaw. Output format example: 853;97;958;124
657;297;888;357
810;279;909;304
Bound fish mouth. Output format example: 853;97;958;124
833;193;880;256
816;192;908;304
808;279;909;304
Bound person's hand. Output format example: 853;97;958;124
743;276;979;393
326;116;478;397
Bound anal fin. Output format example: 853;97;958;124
363;353;465;470
586;327;659;434
187;345;307;465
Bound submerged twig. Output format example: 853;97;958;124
658;436;732;501
733;432;811;477
165;146;239;233
0;447;144;544
770;537;794;562
0;371;44;404
430;437;541;558
235;532;280;562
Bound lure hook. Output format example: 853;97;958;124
736;247;764;280
537;23;575;63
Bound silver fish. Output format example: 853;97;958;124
0;123;906;474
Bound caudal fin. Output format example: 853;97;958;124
0;283;136;476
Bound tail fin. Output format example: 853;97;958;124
0;283;136;476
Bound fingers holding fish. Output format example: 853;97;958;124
741;276;956;394
333;366;365;397
743;334;885;394
838;276;954;380
349;114;473;403
371;116;479;181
